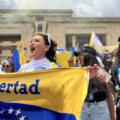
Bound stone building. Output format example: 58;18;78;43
0;9;120;61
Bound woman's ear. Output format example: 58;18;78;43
45;45;50;52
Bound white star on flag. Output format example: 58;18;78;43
8;107;14;114
19;115;26;120
15;108;21;116
0;109;4;114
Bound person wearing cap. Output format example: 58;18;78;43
19;33;60;72
68;46;116;120
69;46;104;68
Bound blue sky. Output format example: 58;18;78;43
0;0;119;17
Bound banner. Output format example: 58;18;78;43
0;68;89;120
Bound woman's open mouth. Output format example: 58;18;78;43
30;47;35;53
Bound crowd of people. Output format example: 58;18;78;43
1;33;120;120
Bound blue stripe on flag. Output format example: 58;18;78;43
0;101;76;120
12;50;20;72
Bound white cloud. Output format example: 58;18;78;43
0;0;120;17
73;0;120;17
18;0;75;9
0;0;19;9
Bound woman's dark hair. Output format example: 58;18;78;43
36;33;56;62
83;46;97;56
83;52;105;92
82;52;98;67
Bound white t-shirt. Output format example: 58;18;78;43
19;57;54;72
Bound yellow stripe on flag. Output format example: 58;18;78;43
17;40;26;65
89;32;94;47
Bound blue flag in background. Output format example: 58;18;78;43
12;50;20;72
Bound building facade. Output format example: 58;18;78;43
0;9;120;61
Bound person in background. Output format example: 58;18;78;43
1;59;14;73
110;37;120;120
102;49;113;72
68;46;116;120
112;48;118;63
83;46;104;68
19;33;60;72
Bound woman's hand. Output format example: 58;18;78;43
97;67;111;83
68;57;74;67
86;66;111;82
85;64;99;79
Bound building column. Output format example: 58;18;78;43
72;35;76;48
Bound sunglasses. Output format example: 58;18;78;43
3;65;10;68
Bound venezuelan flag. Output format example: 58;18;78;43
89;32;102;47
56;52;76;67
0;68;89;120
12;40;26;71
56;52;71;67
